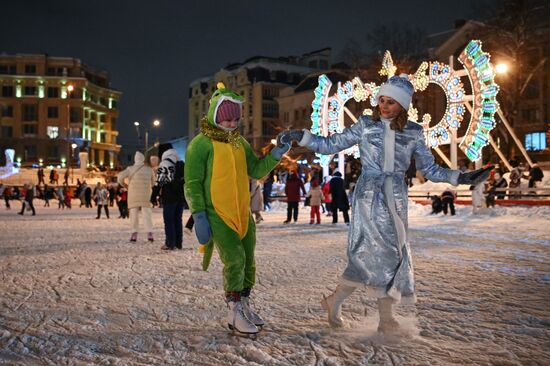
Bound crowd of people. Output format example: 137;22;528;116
429;160;545;215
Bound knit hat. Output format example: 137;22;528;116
215;100;241;124
375;74;414;110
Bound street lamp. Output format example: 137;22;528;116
134;120;160;154
66;84;74;171
145;119;161;153
495;63;508;74
71;143;77;183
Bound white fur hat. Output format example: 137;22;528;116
375;74;414;110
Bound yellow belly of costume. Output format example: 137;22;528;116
211;140;250;239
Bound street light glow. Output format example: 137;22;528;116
67;84;74;92
153;119;160;127
71;143;77;149
134;121;140;126
495;63;508;74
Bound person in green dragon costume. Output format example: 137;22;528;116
184;83;289;335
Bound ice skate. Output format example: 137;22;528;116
147;232;154;242
130;232;137;242
321;293;344;328
227;301;259;336
241;296;265;328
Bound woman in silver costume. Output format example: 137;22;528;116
279;74;491;332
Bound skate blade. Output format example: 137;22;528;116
228;324;259;337
228;325;258;339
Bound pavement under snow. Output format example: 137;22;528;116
0;201;549;365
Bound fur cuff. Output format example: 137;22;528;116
298;129;313;147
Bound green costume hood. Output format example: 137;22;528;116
207;82;244;128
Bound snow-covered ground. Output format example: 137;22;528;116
0;201;549;365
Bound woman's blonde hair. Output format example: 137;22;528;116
371;105;408;132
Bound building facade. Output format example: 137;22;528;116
0;54;122;168
188;49;331;151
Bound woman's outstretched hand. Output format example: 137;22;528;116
278;130;304;146
457;166;494;186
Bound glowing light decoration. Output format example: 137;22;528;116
309;39;500;166
458;40;500;161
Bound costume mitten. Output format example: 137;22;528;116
192;211;212;244
457;166;493;186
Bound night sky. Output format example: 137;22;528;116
2;0;479;146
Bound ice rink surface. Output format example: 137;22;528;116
1;201;549;365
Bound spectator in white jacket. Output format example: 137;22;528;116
118;151;155;242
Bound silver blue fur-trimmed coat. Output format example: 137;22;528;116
299;116;460;304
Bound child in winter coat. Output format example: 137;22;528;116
279;74;491;332
322;176;332;216
185;83;288;336
306;180;323;224
117;186;129;219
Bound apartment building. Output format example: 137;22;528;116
0;53;122;167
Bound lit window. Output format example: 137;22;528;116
524;132;546;151
47;126;59;139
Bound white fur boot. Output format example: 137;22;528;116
320;284;356;328
377;297;400;333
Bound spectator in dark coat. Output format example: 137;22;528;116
283;172;306;224
18;184;36;216
441;188;456;215
152;148;185;250
263;171;274;211
84;184;92;208
526;163;544;189
430;195;442;214
329;171;350;224
37;168;45;185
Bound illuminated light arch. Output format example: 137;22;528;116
310;40;499;166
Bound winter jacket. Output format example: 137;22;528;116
95;187;110;205
284;173;305;202
24;187;34;202
329;173;349;210
322;181;332;203
307;185;323;206
441;189;456;201
154;149;185;204
117;151;154;209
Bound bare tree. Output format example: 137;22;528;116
336;38;367;72
475;0;550;157
365;23;428;71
